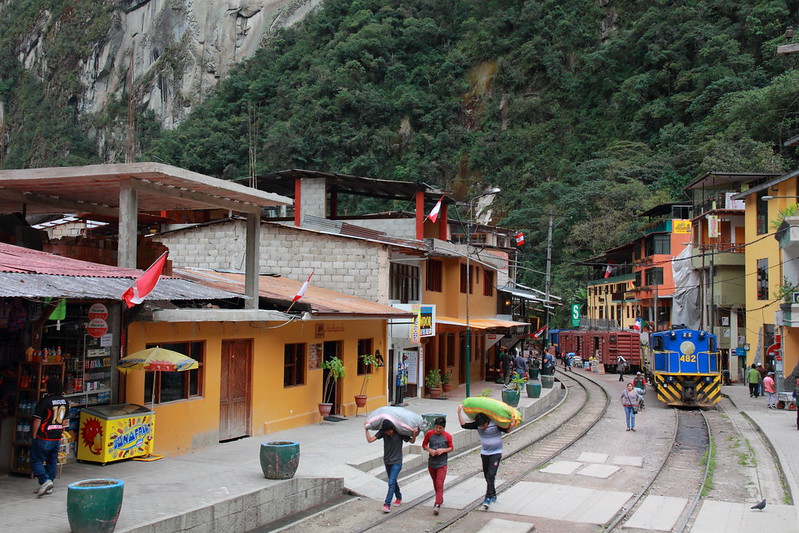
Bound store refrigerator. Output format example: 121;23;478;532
77;404;155;464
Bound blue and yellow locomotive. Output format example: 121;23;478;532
649;328;721;407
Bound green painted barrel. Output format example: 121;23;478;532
501;388;521;407
541;375;555;389
422;413;446;431
260;441;300;479
66;479;124;533
526;381;542;398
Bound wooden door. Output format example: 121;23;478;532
219;339;252;441
322;341;342;414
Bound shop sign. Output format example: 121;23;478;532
766;343;780;359
87;318;108;338
88;303;108;320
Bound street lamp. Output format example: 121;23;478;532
465;186;501;398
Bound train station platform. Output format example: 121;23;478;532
1;373;798;532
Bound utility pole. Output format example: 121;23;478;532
544;213;554;346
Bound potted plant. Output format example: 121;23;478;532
319;356;346;417
501;371;525;407
355;353;380;408
441;369;453;393
425;368;443;398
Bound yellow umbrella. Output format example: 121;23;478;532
117;347;198;407
117;346;198;373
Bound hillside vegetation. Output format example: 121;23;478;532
3;0;799;323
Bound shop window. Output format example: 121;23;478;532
284;343;305;387
483;270;494;296
426;259;443;292
645;267;663;286
757;258;769;300
357;338;374;375
145;341;204;403
390;263;420;303
757;192;768;235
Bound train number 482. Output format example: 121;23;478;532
679;354;697;363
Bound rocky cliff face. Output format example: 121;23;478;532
12;0;320;133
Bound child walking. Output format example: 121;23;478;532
365;419;418;513
422;417;454;515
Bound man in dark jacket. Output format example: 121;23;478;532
31;378;69;497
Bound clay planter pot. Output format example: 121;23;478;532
354;395;368;408
540;375;555;389
441;383;452;393
526;381;542;398
67;478;124;533
317;402;333;417
501;388;521;407
529;368;540;380
260;441;300;479
428;386;442;399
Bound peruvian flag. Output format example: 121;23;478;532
515;232;525;246
604;263;614;279
532;324;547;339
632;317;642;331
121;252;168;308
427;196;444;223
293;271;315;302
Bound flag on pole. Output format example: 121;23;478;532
293;271;315;302
632;317;642;331
532;324;547;339
427;195;444;223
515;232;525;246
122;252;168;308
604;264;614;278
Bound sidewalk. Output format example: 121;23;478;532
0;378;562;533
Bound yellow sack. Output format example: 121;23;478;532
462;397;522;429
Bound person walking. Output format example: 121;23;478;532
763;371;777;409
365;419;419;513
632;372;647;409
421;416;454;515
757;362;767;397
620;383;641;431
499;349;512;385
457;405;511;510
617;355;627;382
513;349;527;378
565;352;574;372
746;364;761;398
31;378;69;497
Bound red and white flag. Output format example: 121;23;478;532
515;232;525;246
121;252;168;308
604;264;614;279
532;324;547;339
293;271;315;302
427;196;444;223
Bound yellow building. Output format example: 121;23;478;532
123;270;410;456
735;173;799;390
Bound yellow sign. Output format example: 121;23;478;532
672;219;692;234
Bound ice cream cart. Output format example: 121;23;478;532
77;404;155;464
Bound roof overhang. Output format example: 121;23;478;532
0;162;293;216
684;171;780;191
436;315;529;329
151;309;291;323
731;169;799;200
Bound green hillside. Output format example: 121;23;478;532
3;0;799;324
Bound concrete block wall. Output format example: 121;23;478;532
299;178;326;220
356;218;417;239
156;219;390;303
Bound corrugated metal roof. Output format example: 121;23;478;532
173;268;413;318
0;243;240;301
436;315;529;329
0;274;240;301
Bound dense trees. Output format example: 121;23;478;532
3;0;799;324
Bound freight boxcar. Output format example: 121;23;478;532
557;330;642;371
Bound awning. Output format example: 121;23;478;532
436;315;529;329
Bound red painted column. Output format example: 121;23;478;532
439;204;448;240
416;191;425;240
294;178;302;227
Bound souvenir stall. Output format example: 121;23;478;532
0;297;121;475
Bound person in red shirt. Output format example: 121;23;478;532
31;378;69;497
421;417;454;515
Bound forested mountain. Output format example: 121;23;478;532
3;0;799;323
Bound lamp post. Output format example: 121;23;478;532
465;186;501;398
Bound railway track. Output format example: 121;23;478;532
606;408;711;532
345;369;610;532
